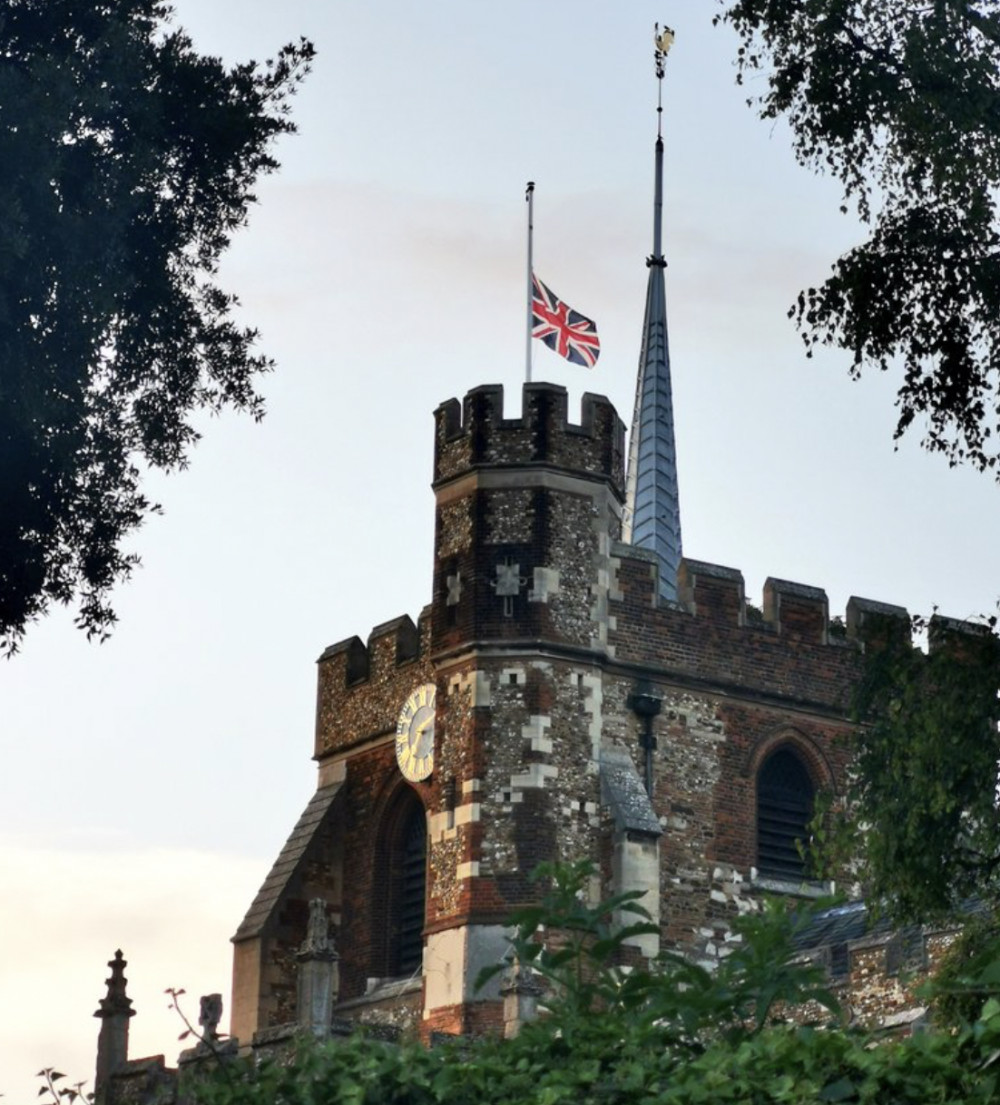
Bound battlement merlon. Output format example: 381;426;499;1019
313;608;434;761
677;559;746;625
764;577;830;643
846;597;912;646
433;382;626;493
927;613;1000;670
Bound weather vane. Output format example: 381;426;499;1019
654;23;675;78
654;23;675;137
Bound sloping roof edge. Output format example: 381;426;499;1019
232;781;343;942
600;744;662;837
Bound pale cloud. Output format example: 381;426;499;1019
0;842;263;1105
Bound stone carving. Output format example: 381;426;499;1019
198;994;223;1041
297;898;340;1035
499;952;543;1039
299;898;337;960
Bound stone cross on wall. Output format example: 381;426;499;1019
491;557;527;617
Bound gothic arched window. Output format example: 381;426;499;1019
756;748;815;880
376;790;427;979
393;801;427;976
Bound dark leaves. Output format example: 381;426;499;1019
0;0;314;653
718;0;1000;474
845;613;1000;921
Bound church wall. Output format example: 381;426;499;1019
228;383;914;1045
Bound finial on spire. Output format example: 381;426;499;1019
655;24;675;73
654;24;675;139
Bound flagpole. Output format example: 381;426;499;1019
525;181;535;383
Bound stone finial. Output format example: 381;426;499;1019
94;950;135;1094
296;899;340;1035
499;952;543;1039
198;994;224;1042
96;950;135;1018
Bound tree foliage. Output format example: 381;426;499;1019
718;0;1000;474
818;615;1000;922
932;912;1000;1027
0;0;313;653
183;862;1000;1105
479;859;838;1045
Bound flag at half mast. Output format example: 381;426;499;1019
531;274;601;368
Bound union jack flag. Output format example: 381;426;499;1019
531;274;600;368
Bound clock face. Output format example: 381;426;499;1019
395;683;436;782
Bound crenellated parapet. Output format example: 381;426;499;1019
612;547;914;710
433;382;625;491
314;609;434;760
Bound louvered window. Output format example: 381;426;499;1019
391;803;427;976
757;749;814;880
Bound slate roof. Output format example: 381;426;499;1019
793;900;872;951
600;744;662;837
232;781;343;942
791;899;977;979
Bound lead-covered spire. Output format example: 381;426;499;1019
622;25;682;603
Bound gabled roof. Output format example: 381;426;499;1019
232;781;343;942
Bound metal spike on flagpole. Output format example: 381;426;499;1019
525;181;535;383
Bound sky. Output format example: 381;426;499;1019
3;1;1000;1099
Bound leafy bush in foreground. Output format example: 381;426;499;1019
188;862;1000;1105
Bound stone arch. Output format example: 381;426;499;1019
743;726;834;791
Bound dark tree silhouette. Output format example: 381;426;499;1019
720;1;1000;473
0;0;313;653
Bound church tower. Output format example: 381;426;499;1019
420;384;627;1034
226;25;882;1054
623;27;683;602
